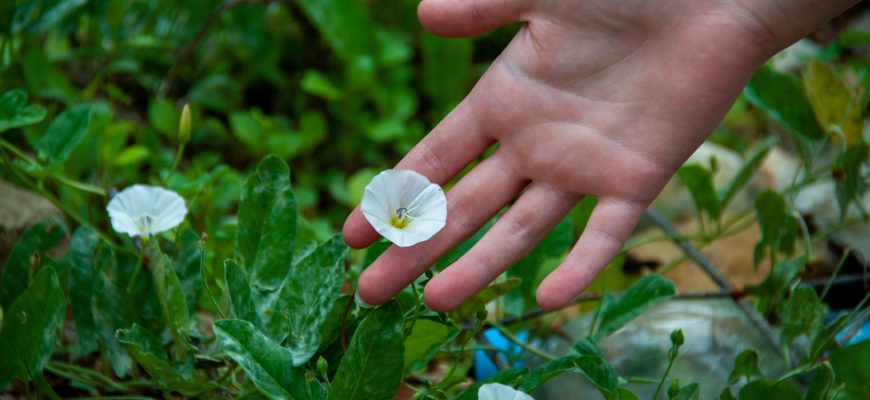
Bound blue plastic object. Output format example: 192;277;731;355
474;328;528;381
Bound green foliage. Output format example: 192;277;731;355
728;350;763;385
0;216;66;306
830;341;870;399
593;274;676;340
744;64;824;141
235;155;298;291
802;59;863;146
753;190;797;266
269;235;347;364
150;241;191;359
328;302;404;400
0;0;865;397
0;266;65;388
214;319;321;400
0;89;46;133
678;164;722;221
738;379;802;400
521;337;618;395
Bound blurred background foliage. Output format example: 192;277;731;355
0;0;517;253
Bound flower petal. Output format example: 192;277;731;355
106;184;188;237
406;183;447;221
478;383;535;400
360;169;447;247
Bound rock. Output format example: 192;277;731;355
0;180;65;266
794;180;870;266
532;300;787;399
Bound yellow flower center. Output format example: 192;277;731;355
390;207;409;229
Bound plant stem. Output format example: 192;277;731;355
491;323;556;361
54;174;106;196
0;137;38;164
163;143;186;185
821;249;851;301
652;355;677;400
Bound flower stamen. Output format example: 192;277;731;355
390;207;409;229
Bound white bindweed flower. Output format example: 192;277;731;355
360;169;447;247
478;383;535;400
106;184;188;238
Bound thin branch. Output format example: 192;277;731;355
643;208;787;362
643;208;732;290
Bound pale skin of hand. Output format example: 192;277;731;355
343;0;860;312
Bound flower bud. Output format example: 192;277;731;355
670;329;684;347
178;103;191;145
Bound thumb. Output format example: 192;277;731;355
418;0;532;37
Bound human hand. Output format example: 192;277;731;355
343;0;859;311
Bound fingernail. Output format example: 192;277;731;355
355;292;375;309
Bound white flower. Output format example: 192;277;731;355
360;169;447;247
106;184;188;238
478;383;535;400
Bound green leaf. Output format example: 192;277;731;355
66;227;100;358
90;244;133;378
301;70;343;101
805;362;834;400
521;337;618;394
150;242;190;359
673;383;700;400
718;138;774;208
318;295;353;353
174;230;203;315
807;313;850;364
831;341;870;399
225;259;262;327
746;258;805;318
0;266;66;388
834;141;869;219
292;0;374;61
33;104;92;166
777;285;826;349
803;59;863;146
738;379;802;400
268;235;347;364
214;319;322;400
235;155;298;291
1;216;66;306
404;319;453;372
229;110;263;152
593;274;675;340
27;0;88;34
147;97;178;139
113;144;150;166
744;64;824;141
118;324;214;396
753;190;797;266
449;278;521;322
328;302;404;400
677;164;721;221
606;388;641;400
0;89;46;133
727;350;763;385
